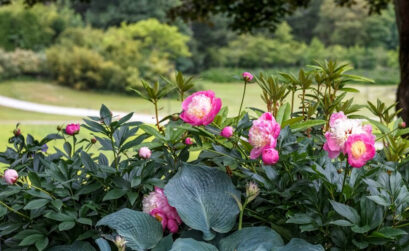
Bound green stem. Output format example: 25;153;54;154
153;100;161;131
72;135;76;158
110;133;119;170
237;81;248;123
238;200;248;230
340;161;349;200
0;200;30;220
291;90;295;115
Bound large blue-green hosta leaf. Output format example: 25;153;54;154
272;238;324;251
165;164;240;240
170;238;218;251
96;209;163;251
219;227;284;251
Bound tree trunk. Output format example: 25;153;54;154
395;0;409;124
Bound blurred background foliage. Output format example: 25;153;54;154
0;0;399;90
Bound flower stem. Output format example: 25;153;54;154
154;100;161;131
0;200;30;220
340;161;349;200
237;81;248;124
238;200;248;230
72;135;76;158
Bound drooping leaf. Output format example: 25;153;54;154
96;209;163;250
165;164;240;240
219;227;284;251
272;238;324;251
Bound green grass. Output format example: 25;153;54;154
0;80;398;150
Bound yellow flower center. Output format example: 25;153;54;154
154;214;163;222
351;141;366;159
187;95;212;119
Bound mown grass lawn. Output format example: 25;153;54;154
0;80;398;150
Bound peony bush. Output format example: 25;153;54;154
1;61;409;250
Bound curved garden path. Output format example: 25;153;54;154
0;95;158;124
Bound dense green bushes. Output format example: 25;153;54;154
0;49;46;79
0;1;81;51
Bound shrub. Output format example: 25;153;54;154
46;46;126;91
1;62;409;250
0;48;46;79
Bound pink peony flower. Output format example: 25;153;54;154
344;133;376;168
248;112;281;159
143;187;182;233
4;169;18;185
185;137;193;145
262;147;279;165
65;123;80;135
242;72;253;82
323;112;374;159
139;147;151;159
180;90;222;126
221;126;234;138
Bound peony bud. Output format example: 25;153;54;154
261;147;279;165
400;121;406;129
114;236;127;251
13;128;21;137
91;138;97;144
139;147;151;159
185;137;193;145
220;126;234;138
242;72;253;82
57;125;62;131
4;169;18;185
65;123;80;135
246;181;260;203
171;114;180;121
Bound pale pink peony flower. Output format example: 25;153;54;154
262;147;279;165
142;187;182;233
180;90;222;126
248;112;281;159
323;112;374;159
221;126;234;138
344;133;376;168
185;137;193;145
242;72;253;82
65;123;80;135
139;147;151;159
4;169;18;185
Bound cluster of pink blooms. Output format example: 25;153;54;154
3;169;18;185
65;123;80;135
142;187;182;233
248;112;280;165
180;90;222;126
323;112;376;168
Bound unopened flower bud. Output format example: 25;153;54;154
171;114;179;121
400;121;406;129
246;181;260;203
139;147;151;159
13;128;21;137
91;138;97;144
337;169;343;174
4;169;18;185
57;125;62;131
221;126;234;138
185;137;193;145
242;72;253;82
114;236;127;251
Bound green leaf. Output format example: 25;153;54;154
152;234;173;251
23;198;49;210
100;104;112;126
19;234;44;246
164;164;240;240
77;218;93;226
290;120;326;132
330;200;360;224
329;220;353;227
96;209;163;250
219;227;284;251
170;238;218;251
35;236;49;251
340;87;359;93
139;124;165;141
103;189;127;201
272;238;324;251
47;241;96;251
371;227;407;239
276;103;291;124
58;221;76;231
95;238;111;251
367;195;390;207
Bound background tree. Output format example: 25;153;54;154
169;0;409;124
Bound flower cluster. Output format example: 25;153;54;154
324;112;376;167
142;187;182;233
249;112;280;165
